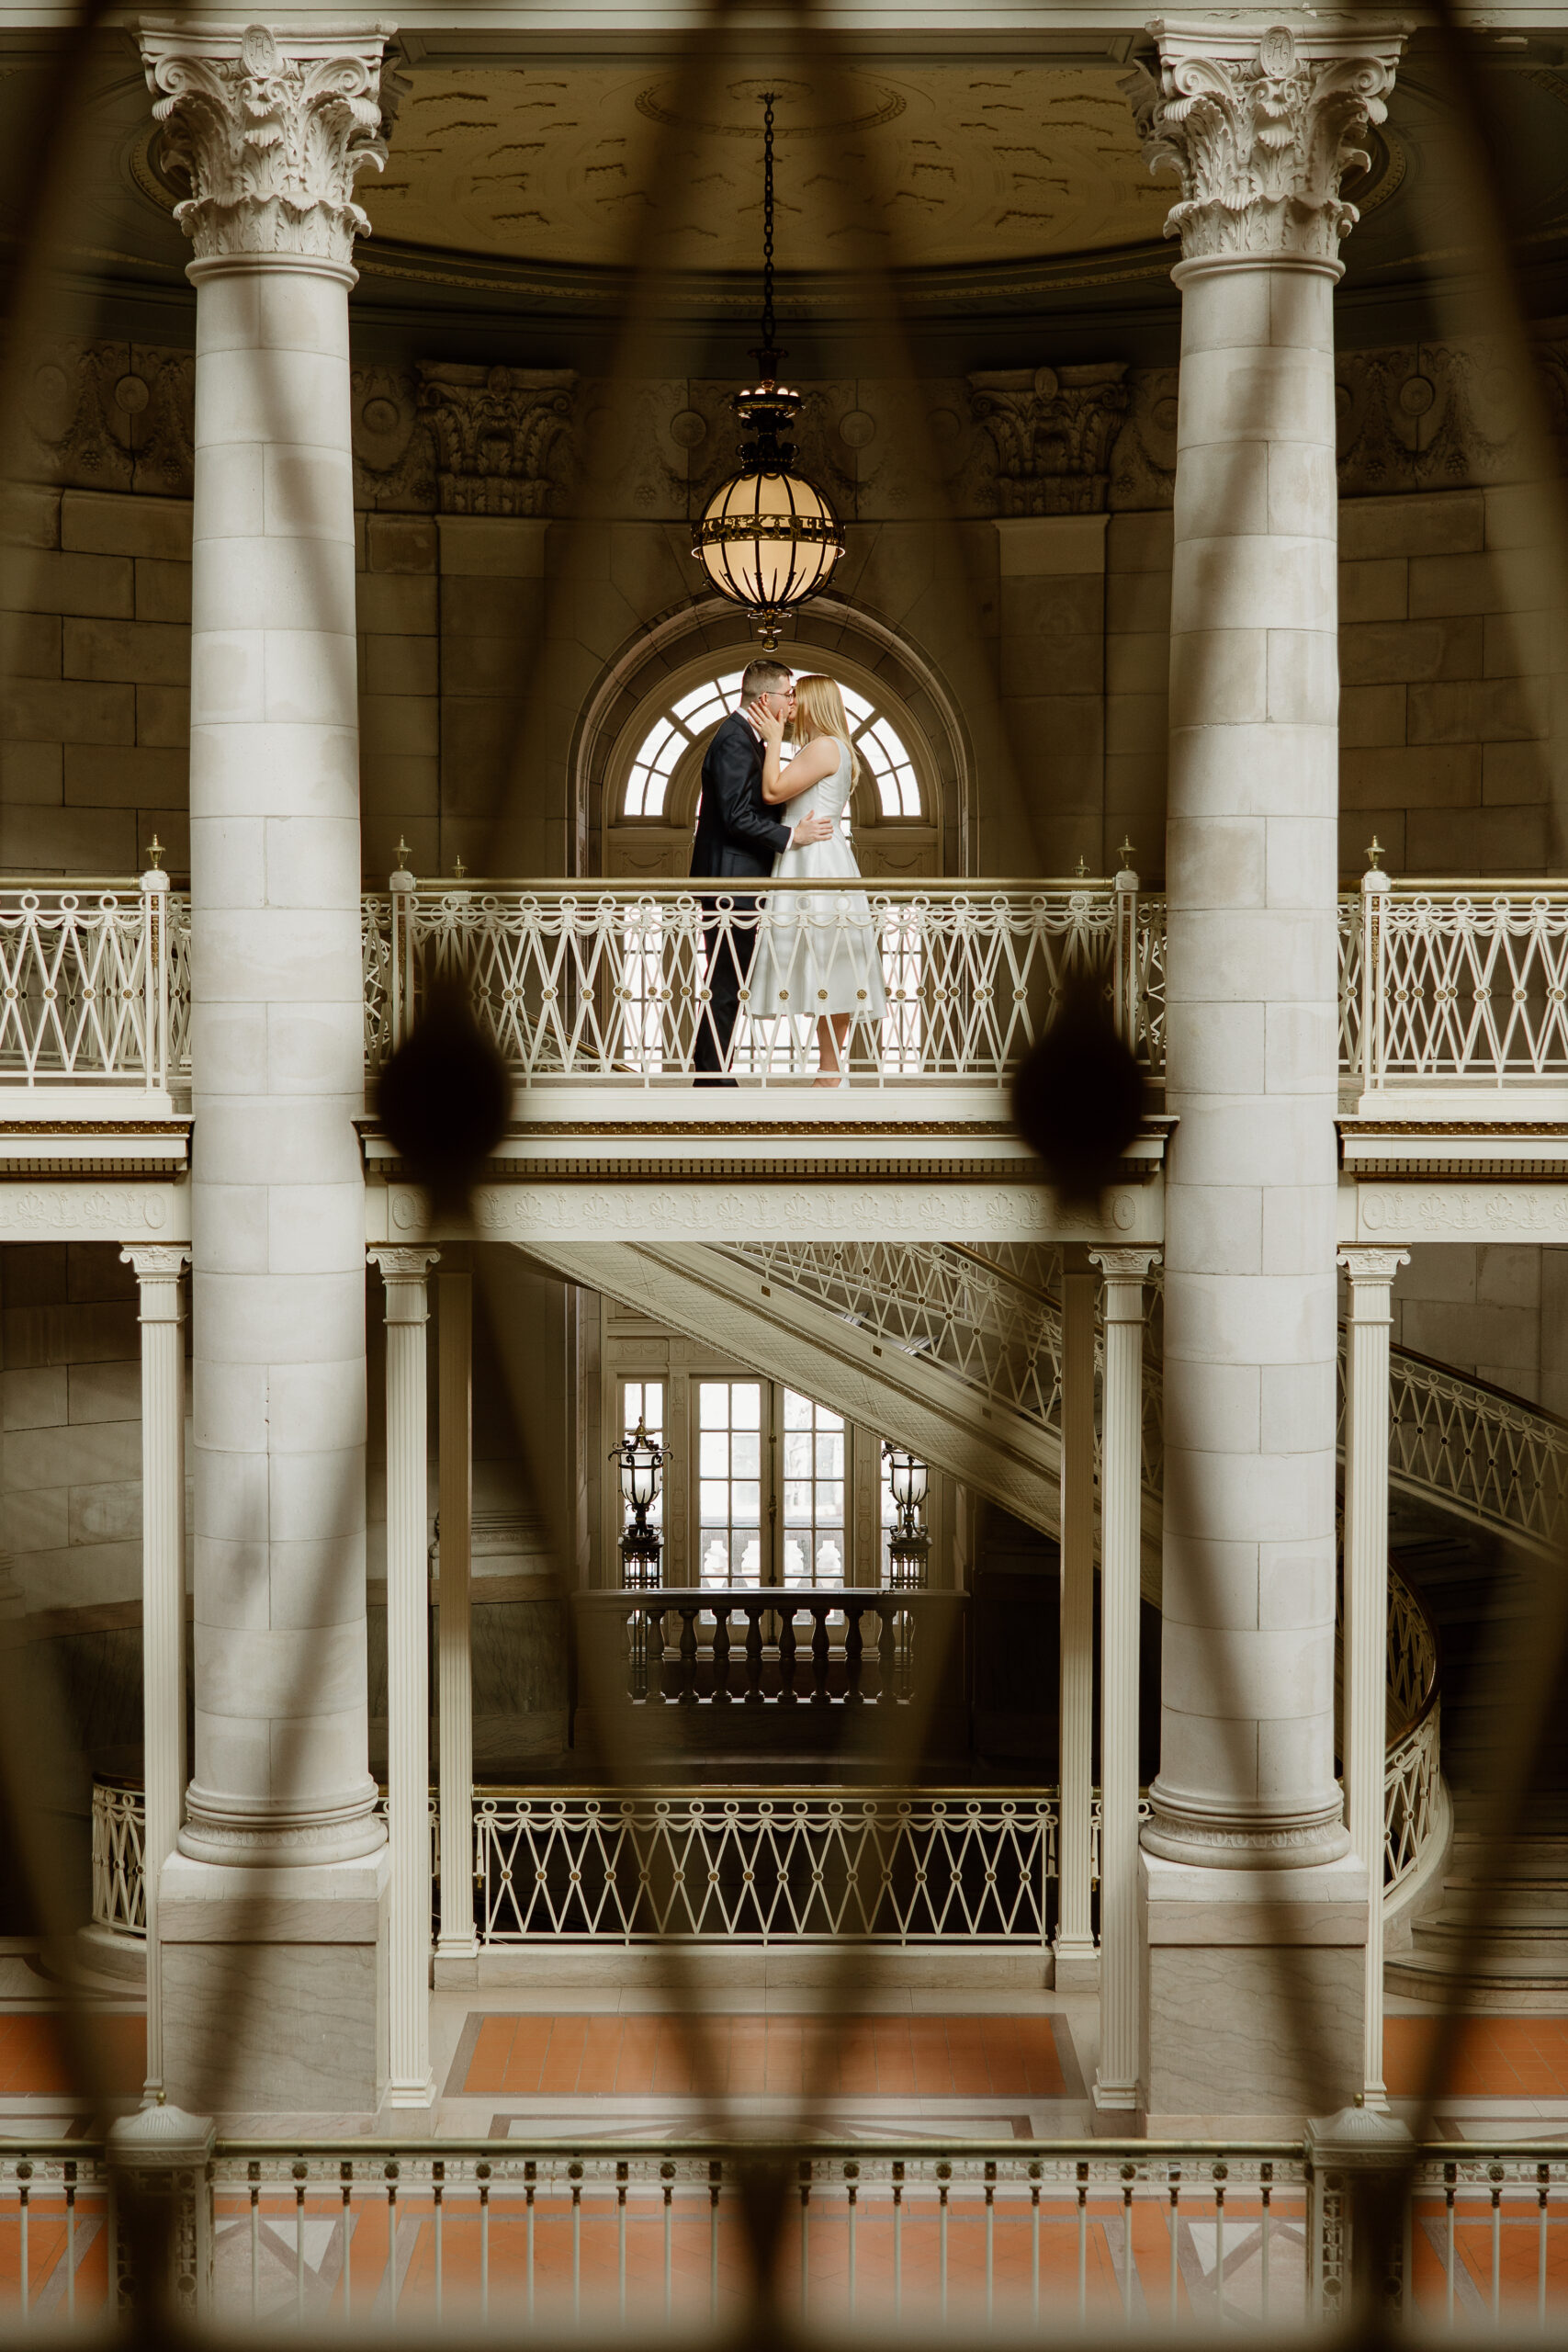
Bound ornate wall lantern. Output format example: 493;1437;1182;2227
612;1416;667;1589
692;92;845;649
882;1440;931;1592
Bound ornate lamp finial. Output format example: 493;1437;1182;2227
145;835;164;872
394;837;412;868
1074;855;1089;880
453;856;467;881
1365;835;1383;871
1118;837;1136;868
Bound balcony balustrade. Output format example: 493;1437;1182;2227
1;870;1563;1102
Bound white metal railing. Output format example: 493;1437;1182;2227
1384;1345;1568;1555
1348;871;1568;1091
7;2134;1568;2331
13;870;1568;1096
0;875;175;1091
89;1775;145;1935
364;876;1163;1086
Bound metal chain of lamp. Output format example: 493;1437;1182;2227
691;91;846;648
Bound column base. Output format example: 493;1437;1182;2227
1139;1849;1368;2132
158;1847;390;2115
1052;1936;1100;1992
1090;2078;1138;2136
385;2075;437;2112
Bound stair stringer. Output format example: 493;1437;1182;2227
518;1237;1164;1607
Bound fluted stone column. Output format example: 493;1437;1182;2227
1125;19;1403;2124
1090;1249;1157;2120
1055;1247;1098;1988
1340;1247;1409;2109
435;1262;477;1965
121;1245;190;2101
372;1250;437;2106
140;19;402;2114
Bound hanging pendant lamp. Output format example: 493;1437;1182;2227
692;91;845;649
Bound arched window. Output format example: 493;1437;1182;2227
620;672;924;824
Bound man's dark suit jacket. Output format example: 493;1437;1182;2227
690;710;792;880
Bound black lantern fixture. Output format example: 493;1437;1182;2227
612;1416;667;1589
691;91;846;649
881;1440;929;1703
882;1441;931;1592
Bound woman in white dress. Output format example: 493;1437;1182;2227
747;673;887;1087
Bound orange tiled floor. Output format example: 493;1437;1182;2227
1384;2014;1568;2099
0;2012;145;2099
459;2013;1069;2099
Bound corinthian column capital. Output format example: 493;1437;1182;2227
139;19;405;268
1123;17;1404;270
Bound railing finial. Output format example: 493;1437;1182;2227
1365;834;1383;871
1117;837;1135;870
454;856;467;881
395;837;412;869
1074;855;1089;880
145;834;164;872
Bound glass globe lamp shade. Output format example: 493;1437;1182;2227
614;1419;665;1517
883;1442;929;1515
694;462;845;645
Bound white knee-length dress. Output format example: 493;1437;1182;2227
748;740;888;1023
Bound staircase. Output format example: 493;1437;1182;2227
1385;1504;1568;2007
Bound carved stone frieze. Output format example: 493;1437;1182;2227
15;341;194;498
1122;20;1403;268
968;363;1132;515
417;363;577;516
351;365;434;512
141;21;405;266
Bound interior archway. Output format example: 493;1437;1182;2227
572;594;974;879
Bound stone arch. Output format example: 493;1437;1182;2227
569;592;976;878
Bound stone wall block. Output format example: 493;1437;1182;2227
135;559;192;626
1339;616;1483;685
63;746;187;808
1;612;62;677
0;551;132;620
4;678;133;743
1337;560;1408;624
63;616;189;685
62;490;192;560
138;685;190;748
1482;741;1548;805
1408;550;1511;618
1339;744;1481;809
1339;490;1485;560
0;806;136;869
364;635;437;698
1407;678;1541;744
1339;684;1407;748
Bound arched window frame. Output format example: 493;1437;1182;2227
619;670;926;825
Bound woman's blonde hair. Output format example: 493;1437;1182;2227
792;674;861;785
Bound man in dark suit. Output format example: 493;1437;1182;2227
689;658;831;1082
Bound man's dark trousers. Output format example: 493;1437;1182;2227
694;893;758;1083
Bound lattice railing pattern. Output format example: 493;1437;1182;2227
1386;1567;1438;1741
1384;1349;1568;1553
1384;1701;1441;1895
1365;886;1568;1083
367;881;1162;1086
473;1789;1059;1946
90;1778;145;1935
0;886;171;1087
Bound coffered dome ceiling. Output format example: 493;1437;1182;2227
362;64;1185;275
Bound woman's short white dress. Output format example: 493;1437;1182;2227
748;739;888;1025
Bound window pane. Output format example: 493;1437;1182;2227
644;775;670;818
895;765;920;817
697;1380;765;1589
626;768;651;818
841;685;874;722
867;717;908;765
780;1389;847;1591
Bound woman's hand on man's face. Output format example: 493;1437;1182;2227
748;695;787;744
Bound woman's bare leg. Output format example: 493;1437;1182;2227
814;1013;852;1085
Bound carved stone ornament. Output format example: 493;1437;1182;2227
417;363;578;517
140;21;406;267
1122;19;1404;267
968;363;1131;516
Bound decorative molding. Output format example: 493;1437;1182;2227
1122;21;1404;269
1337;1246;1410;1287
416;363;577;516
1358;1184;1568;1239
0;1184;186;1242
141;21;405;267
968;363;1132;515
12;340;194;498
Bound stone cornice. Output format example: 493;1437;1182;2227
140;20;406;268
1123;18;1405;269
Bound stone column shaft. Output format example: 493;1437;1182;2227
1091;1250;1156;2115
138;18;401;1872
1124;17;1402;2124
1055;1247;1098;1988
436;1265;476;1962
1340;1247;1409;2108
374;1249;438;2107
139;17;402;2116
122;1245;190;2098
